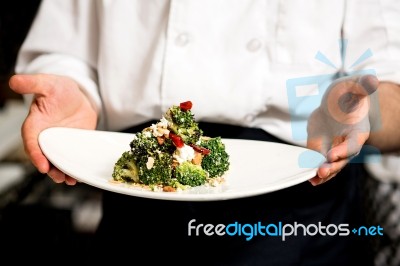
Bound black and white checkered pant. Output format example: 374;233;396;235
364;175;400;266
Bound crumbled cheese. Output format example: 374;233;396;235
159;116;169;128
146;157;155;169
173;144;195;164
149;123;161;137
150;118;170;137
157;127;170;137
151;185;163;192
143;131;152;138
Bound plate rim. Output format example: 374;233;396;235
38;127;323;201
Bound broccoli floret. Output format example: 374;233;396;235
174;161;208;186
136;151;173;185
164;179;189;190
112;151;139;182
111;101;231;191
200;137;230;178
130;131;173;158
165;105;202;145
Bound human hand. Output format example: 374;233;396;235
9;74;98;185
307;74;379;186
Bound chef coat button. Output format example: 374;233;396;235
247;39;262;52
175;33;189;47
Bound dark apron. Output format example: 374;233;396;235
87;121;374;266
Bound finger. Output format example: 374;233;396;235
336;75;377;114
359;74;379;95
324;75;377;125
332;74;378;96
21;120;51;174
48;167;66;183
307;136;330;157
319;159;348;178
9;74;54;95
335;75;377;114
310;159;348;186
327;142;359;163
48;168;77;185
309;172;338;186
326;132;368;162
65;176;77;186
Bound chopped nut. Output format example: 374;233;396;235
191;152;203;165
163;186;176;192
157;136;165;145
172;159;179;168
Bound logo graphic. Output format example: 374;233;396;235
188;219;384;241
286;39;381;167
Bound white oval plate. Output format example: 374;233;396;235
38;127;325;201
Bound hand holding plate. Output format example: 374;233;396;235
9;74;98;185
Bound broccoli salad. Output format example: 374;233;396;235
112;101;230;192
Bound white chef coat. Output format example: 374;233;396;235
15;0;400;147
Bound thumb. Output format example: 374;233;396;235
340;74;379;98
359;74;379;95
322;74;378;125
9;74;54;95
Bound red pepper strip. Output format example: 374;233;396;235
169;132;184;148
180;101;193;111
190;144;211;155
